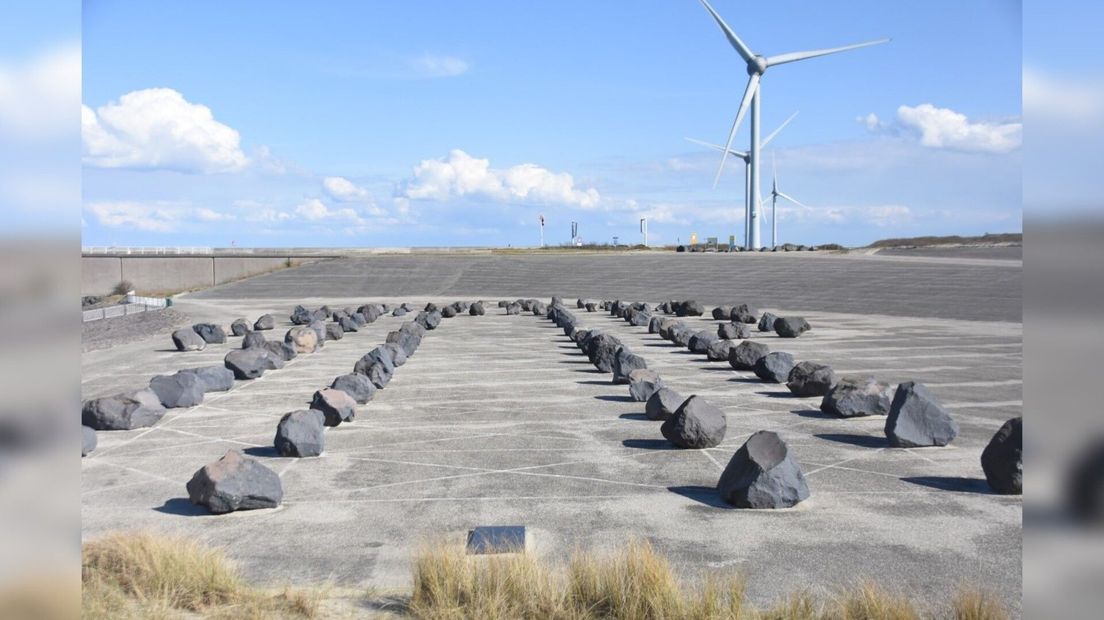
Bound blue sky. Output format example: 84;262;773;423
75;1;1025;247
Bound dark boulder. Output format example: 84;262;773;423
253;314;276;330
230;318;251;336
416;310;443;329
469;302;485;316
820;376;893;418
264;340;297;362
758;312;778;332
82;425;97;457
274;409;326;457
612;348;648;384
180;366;235;393
645;388;685;421
242;331;267;349
774;317;811;338
82;390;165;431
688;331;718;354
307;320;327;346
628;369;664;402
330;373;376;404
730;304;758;324
786;362;836;397
753;352;796;383
223;349;271;380
186;450;282;514
712;305;733;320
717;430;810;509
324;323;344;341
290;305;313;325
149;372;205;408
192;323;227;344
354;347;395;376
171;328;206;352
706;339;735;362
981;417;1022;494
677;300;704;317
661;395;726;449
382;342;408;367
338;316;358;332
885;382;958;447
729;341;770;371
588;333;623;374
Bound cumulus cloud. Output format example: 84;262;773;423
863;103;1021;154
402;149;601;208
82;88;249;173
84;201;195;232
322;176;371;202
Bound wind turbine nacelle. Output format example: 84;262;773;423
747;56;768;76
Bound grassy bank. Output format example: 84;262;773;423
83;533;1009;619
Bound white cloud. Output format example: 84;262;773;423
82;88;249;173
402;149;601;208
409;54;469;78
84;201;191;232
0;42;81;142
1023;68;1104;123
892;104;1021;154
322;176;371;202
295;198;331;220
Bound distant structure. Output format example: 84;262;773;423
764;153;808;248
697;0;888;249
687;111;797;248
640;217;648;247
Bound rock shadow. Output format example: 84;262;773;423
668;485;730;509
814;433;888;448
900;476;993;494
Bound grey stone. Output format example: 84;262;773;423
354;347;396;376
587;333;623;373
648;316;664;334
149;372;205;408
274;409;326;457
820;376;893;418
386;327;422;358
311;388;357;427
186;450;282;514
677;300;704;317
758;311;779;332
661;395;726;449
284;326;319;353
324;323;344;341
712;305;733;320
339;316;358;332
82;425;97;457
670;325;695;347
469;302;485;316
441;305;458;318
774;317;811;338
350;312;367;327
786;362;836;397
230;318;251;336
585;302;598;312
366;362;393;389
416;310;443;329
330;373;376;404
628;369;664;402
658;318;681;339
706;338;735;362
180;366;235;392
612;347;647;384
717;430;809;509
688;331;718;354
885;382;958;447
718;322;751;340
729;341;770;371
629;311;651;327
358;304;382;323
308;320;327;346
577;298;587;309
753;352;796;383
382;342;408;367
981;417;1022;494
645;388;685;421
192;323;227;344
253;314;276;330
505;303;521;315
290;305;313;325
171;328;206;352
497;300;508;308
392;307;409;317
82;390;165;431
730;304;758;324
223;349;270;380
242;331;267;349
264;340;297;362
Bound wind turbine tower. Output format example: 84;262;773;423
698;0;888;249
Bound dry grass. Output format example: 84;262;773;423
81;532;320;619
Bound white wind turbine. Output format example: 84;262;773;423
764;152;808;248
686;110;797;249
698;0;888;249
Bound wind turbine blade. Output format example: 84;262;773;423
761;111;798;148
776;191;809;210
712;73;760;188
765;38;890;68
698;0;756;63
686;138;749;159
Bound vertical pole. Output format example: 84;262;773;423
749;88;761;250
743;161;750;250
772;195;777;248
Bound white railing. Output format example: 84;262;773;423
82;302;163;323
82;246;214;255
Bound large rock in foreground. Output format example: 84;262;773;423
192;323;227;344
774;317;811;338
331;373;376;404
717;430;809;509
172;328;206;352
627;369;664;402
274;409;326;457
82;390;166;430
820;376;893;418
645;388;685;421
885;382;958;447
661;395;726;449
729;341;770;371
981;417;1022;494
311;388;357;426
186;450;283;514
753;352;795;383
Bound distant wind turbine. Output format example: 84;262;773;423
765;152;808;248
697;0;889;249
686;111;797;249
